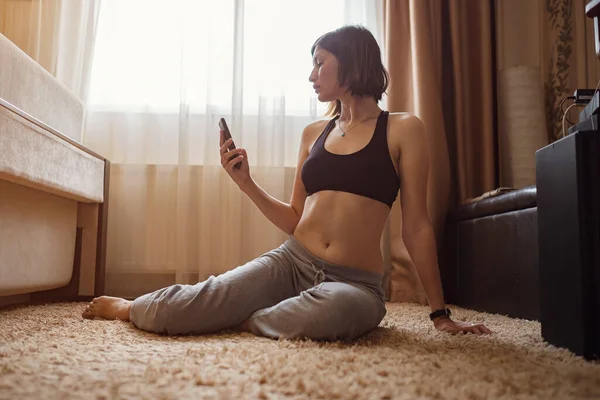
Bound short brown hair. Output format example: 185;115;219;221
311;25;389;116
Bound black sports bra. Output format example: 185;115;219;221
301;111;400;208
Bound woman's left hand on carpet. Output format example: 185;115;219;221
433;317;493;335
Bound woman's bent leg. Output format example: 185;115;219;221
245;282;386;341
128;247;296;335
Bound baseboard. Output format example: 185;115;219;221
0;293;30;308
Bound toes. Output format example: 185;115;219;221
82;299;99;320
82;311;94;320
82;304;95;316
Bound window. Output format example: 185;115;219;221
87;0;382;116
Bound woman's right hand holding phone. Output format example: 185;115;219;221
219;130;251;189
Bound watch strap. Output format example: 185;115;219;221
429;308;451;321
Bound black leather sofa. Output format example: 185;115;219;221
441;186;540;321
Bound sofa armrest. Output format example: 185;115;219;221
456;185;537;221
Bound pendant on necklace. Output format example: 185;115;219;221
341;132;345;137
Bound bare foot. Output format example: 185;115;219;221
82;296;132;321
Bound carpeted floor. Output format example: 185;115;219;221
0;302;599;400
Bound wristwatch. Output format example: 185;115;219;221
429;308;452;321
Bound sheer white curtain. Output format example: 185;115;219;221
83;0;384;297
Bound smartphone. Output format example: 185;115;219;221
218;117;242;170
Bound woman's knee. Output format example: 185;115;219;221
247;286;383;341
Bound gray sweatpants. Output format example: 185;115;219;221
129;235;387;341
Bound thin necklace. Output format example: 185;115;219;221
338;112;380;137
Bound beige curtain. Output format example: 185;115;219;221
382;0;495;303
0;0;101;106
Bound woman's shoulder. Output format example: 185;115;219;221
387;112;425;136
302;118;331;140
385;112;426;152
387;111;424;127
305;118;331;130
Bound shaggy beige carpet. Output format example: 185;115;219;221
0;302;599;400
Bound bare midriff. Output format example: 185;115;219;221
292;190;390;274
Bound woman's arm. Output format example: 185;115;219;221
395;114;492;335
220;124;314;235
241;181;302;235
394;115;446;312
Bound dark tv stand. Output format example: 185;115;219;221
536;116;600;361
